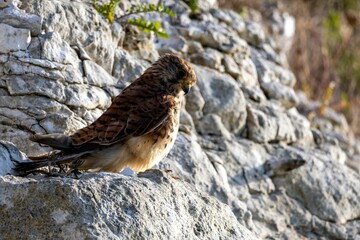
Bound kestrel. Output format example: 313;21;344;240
14;54;196;174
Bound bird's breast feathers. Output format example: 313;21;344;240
80;103;181;173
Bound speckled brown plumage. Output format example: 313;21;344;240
14;54;196;173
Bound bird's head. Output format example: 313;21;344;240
147;54;197;96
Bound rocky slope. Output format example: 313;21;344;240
0;0;359;239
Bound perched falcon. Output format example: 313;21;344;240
14;54;196;174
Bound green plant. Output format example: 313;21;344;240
185;0;200;14
93;0;175;38
93;0;121;24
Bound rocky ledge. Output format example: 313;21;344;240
0;0;359;239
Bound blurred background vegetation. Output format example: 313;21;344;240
219;0;360;135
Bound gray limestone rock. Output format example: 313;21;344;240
0;4;41;36
180;20;249;54
112;48;149;87
272;147;360;224
194;65;247;134
190;47;224;71
26;0;124;73
0;171;258;240
233;53;259;87
261;81;299;108
253;57;296;87
0;141;27;176
240;20;266;46
0;24;30;53
196;113;232;139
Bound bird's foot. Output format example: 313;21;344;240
163;169;179;180
66;169;82;179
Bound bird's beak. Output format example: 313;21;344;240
182;85;191;95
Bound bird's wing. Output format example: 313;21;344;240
70;84;170;147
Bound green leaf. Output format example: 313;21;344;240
93;0;121;24
128;17;169;38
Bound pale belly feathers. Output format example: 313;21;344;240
79;125;179;173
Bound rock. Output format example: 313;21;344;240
190;48;224;71
187;40;204;54
155;27;189;54
272;146;360;224
247;103;290;143
223;138;274;197
180;20;249;54
253;57;296;87
40;32;79;65
160;133;230;203
123;25;159;62
0;141;27;176
239;20;266;46
160;133;256;229
185;85;205;121
261;81;299;108
5;75;66;103
26;0;124;73
241;85;267;103
0;23;30;53
0;171;258;240
196;114;232;139
233;53;259;87
112;48;149;86
64;84;111;110
194;65;247;134
83;60;116;87
223;54;241;78
0;4;41;36
210;8;246;36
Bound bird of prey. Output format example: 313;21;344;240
14;54;196;174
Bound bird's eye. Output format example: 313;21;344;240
178;69;186;79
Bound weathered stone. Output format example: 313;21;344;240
180;21;249;54
6;75;66;103
194;65;247;133
239;20;266;46
187;40;204;54
185;85;205;121
0;171;258;240
261;81;299;108
253;57;296;87
40;32;79;65
3;59;63;80
0;23;30;53
223;54;241;78
196;114;232;139
0;4;41;36
233;53;259;87
272;147;360;225
0;141;27;176
112;48;149;86
190;48;224;71
39;112;86;135
155;29;189;53
160;133;255;229
241;85;267;103
124;25;159;62
64;85;111;110
27;0;124;73
83;60;116;87
223;139;274;197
